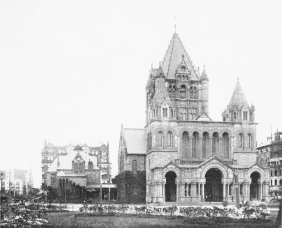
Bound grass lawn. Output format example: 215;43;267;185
38;212;278;228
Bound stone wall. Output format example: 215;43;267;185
125;154;146;172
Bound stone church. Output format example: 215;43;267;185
117;32;269;204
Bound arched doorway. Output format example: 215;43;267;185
205;168;223;202
165;171;177;202
250;172;260;200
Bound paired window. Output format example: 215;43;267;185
243;111;248;120
73;156;85;174
167;131;173;147
247;134;253;149
163;108;168;117
190;86;198;99
192;132;199;158
182;132;189;158
239;134;244;148
180;85;186;98
202;132;209;159
212;132;219;156
223;133;229;159
158;131;163;147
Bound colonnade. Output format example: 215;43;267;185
148;179;269;204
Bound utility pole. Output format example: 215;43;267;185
100;169;102;207
0;172;3;208
65;179;67;204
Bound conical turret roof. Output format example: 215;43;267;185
162;33;199;80
228;80;248;109
200;68;209;81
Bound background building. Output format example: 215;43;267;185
43;143;116;203
42;141;112;185
117;32;269;205
0;168;33;195
258;131;282;196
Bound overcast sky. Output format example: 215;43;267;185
0;0;281;188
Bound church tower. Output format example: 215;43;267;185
222;80;257;165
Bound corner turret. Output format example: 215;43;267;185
222;80;255;123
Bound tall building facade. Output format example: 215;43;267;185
1;168;33;195
118;32;270;204
257;131;282;196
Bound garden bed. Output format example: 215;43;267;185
38;212;276;228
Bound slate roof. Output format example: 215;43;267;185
228;80;249;109
123;128;146;154
162;33;199;80
47;151;98;172
200;68;209;81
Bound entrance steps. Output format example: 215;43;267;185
154;201;237;207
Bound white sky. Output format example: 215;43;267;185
0;0;281;188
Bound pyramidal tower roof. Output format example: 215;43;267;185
228;80;249;108
162;33;199;80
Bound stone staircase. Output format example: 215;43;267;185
154;201;237;207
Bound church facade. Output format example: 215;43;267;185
118;33;269;204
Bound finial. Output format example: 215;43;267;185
203;65;205;70
237;77;239;81
174;16;177;33
159;62;162;67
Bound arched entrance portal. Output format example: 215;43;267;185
250;172;260;200
165;171;176;202
205;168;223;202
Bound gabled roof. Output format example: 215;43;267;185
47;151;98;172
198;156;233;169
162;33;199;80
228;80;249;109
196;113;212;121
123;128;146;154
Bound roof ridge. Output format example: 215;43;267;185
123;128;145;130
177;36;198;78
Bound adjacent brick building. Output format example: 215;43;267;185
257;131;282;196
117;32;269;204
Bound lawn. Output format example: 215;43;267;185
38;212;277;228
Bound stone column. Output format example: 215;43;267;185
260;183;263;200
176;181;180;204
223;183;226;199
202;183;205;201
